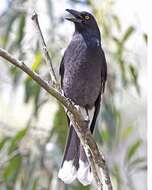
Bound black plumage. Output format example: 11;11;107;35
58;9;107;185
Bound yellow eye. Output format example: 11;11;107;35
85;15;90;20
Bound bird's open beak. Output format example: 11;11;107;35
65;9;82;23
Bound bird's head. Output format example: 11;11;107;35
66;9;100;40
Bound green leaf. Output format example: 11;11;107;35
24;78;41;116
125;139;142;162
112;163;123;189
24;78;40;104
71;182;90;190
32;178;38;190
0;137;10;150
32;51;42;71
16;13;26;45
3;154;22;184
122;26;135;43
101;129;110;142
121;126;133;141
8;127;29;154
51;104;68;148
112;15;121;31
24;78;33;103
2;14;18;48
113;36;121;46
128;157;146;170
102;21;110;38
115;110;121;128
129;65;137;81
143;33;147;44
119;59;128;86
129;64;140;93
136;165;147;171
10;66;22;86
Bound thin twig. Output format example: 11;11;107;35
31;11;58;86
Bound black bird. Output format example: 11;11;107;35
58;9;107;185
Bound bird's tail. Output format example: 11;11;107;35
58;124;80;184
58;123;92;185
77;144;93;185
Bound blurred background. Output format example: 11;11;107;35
0;0;147;190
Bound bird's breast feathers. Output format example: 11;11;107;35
62;33;104;107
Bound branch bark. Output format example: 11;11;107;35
0;16;113;189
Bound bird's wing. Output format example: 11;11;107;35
90;49;107;133
101;49;107;93
59;42;74;87
90;93;101;133
59;53;65;87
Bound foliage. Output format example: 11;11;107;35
0;0;146;190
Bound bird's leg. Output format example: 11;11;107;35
73;105;89;124
61;90;76;114
79;107;90;125
61;90;72;102
85;108;90;123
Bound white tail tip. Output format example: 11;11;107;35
58;160;77;184
77;160;93;186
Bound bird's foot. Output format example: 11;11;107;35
85;115;90;124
